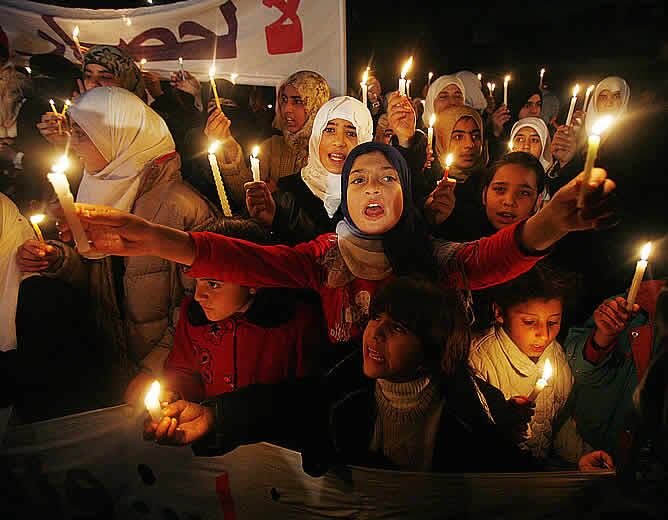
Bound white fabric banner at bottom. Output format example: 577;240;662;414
0;404;616;519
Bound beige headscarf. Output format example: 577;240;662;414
0;62;27;138
274;71;330;170
434;105;488;180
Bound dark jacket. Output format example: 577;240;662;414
193;351;539;475
390;129;433;207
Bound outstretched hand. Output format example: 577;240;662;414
143;399;215;446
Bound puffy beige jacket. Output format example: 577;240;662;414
46;154;214;385
470;326;589;463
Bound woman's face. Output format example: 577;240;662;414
596;89;622;114
512;126;543;159
194;279;252;322
433;84;464;114
70;122;109;172
83;63;120;91
363;312;424;382
518;94;542;119
279;84;307;133
347;150;403;235
318;118;358;174
447;117;482;169
483;163;539;230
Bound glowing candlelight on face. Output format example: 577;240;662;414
398;56;413;96
428;71;434;86
527;359;552;402
178;57;184;79
144;380;162;422
250;145;261;182
209;65;222;112
427;114;436;155
30;214;45;242
583;85;595;113
444;153;454;180
565;84;580;126
207;141;232;217
626;242;652;311
577;115;614;208
360;68;369;106
539;68;545;89
503;75;511;106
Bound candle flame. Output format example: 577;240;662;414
267;104;273;109
486;82;492;90
428;114;436;127
445;153;454;168
230;73;238;84
400;56;413;79
542;359;553;381
572;84;580;97
640;242;652;261
65;99;72;107
362;68;369;84
178;57;183;65
30;214;45;225
252;145;260;158
491;82;496;92
508;140;514;151
140;58;147;65
208;140;221;154
26;66;31;74
586;84;594;95
72;26;80;38
504;75;511;84
540;68;545;76
52;155;69;174
144;380;161;409
209;64;216;80
591;115;614;136
428;72;434;80
49;98;55;105
477;73;482;81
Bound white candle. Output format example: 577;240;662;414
250;145;261;182
30;214;45;242
72;25;83;59
503;75;510;106
209;65;222;111
427;114;436;155
627;242;652;311
477;73;482;83
443;153;454;180
577;115;614;208
428;71;434;87
144;380;162;422
583;85;595;113
527;359;552;402
47;156;90;253
178;57;184;80
398;56;413;96
360;68;369;106
26;66;31;75
565;84;580;126
539;68;545;89
61;99;72;116
208;141;232;217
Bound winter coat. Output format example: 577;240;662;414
192;350;540;475
470;326;587;463
45;153;214;382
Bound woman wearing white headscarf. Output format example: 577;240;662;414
509;117;553;172
422;75;467;128
245;96;373;245
584;76;630;135
16;86;214;404
456;71;488;112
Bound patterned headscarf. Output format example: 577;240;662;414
274;70;330;170
83;45;146;101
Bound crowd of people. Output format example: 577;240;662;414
1;25;666;485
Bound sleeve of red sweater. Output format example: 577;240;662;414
187;232;332;291
433;220;546;290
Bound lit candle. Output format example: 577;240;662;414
583;84;595;113
46;156;90;253
398;56;413;96
508;140;514;152
627;243;652;311
29;214;45;242
250;145;261;182
503;75;511;106
428;71;434;87
443;153;454;180
491;82;496;95
61;99;72;116
360;68;369;106
209;65;222;112
565;84;580;126
26;66;31;75
207;141;232;217
230;73;238;85
486;82;493;97
477;73;482;82
49;99;62;135
577;115;614;208
139;58;147;71
72;25;83;60
144;380;162;422
527;359;552;402
539;68;545;89
406;79;412;98
178;57;184;80
427;114;436;156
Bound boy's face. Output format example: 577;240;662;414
347;150;403;235
194;279;252;322
496;298;562;361
483;164;538;230
362;312;424;382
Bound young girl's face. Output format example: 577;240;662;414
447;117;482;169
518;94;542;119
83;63;121;91
495;298;562;361
279;84;307;133
347;150;403;235
512;126;543;159
596;89;622;114
363;312;424;382
70;122;109;172
433;84;465;114
318;118;359;174
483;163;539;229
194;279;253;322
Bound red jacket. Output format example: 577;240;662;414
187;220;543;344
164;296;322;401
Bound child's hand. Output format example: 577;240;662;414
490;105;511;137
593;296;638;348
16;239;61;272
500;396;536;443
36;112;68;146
386;91;416;147
143;400;215;445
551;125;577;166
578;450;614;472
204;106;232;142
244;181;275;227
423;178;456;226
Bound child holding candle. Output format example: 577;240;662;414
470;264;614;470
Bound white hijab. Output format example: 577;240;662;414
510;117;553;171
456;71;488;111
585;76;630;135
0;194;35;351
70;86;175;212
301;96;373;218
422;74;467;127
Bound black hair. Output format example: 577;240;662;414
188;218;297;327
483;151;545;197
369;276;471;377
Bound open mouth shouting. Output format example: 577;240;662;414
364;200;385;220
495;211;517;223
365;343;386;363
